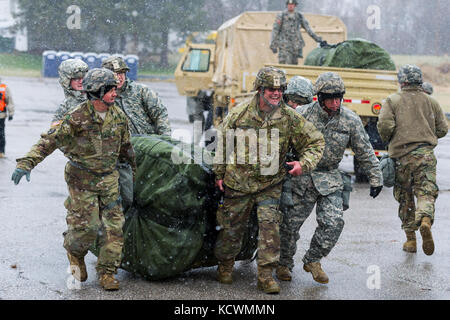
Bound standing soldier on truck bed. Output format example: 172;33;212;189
270;0;327;65
377;65;448;256
213;66;325;294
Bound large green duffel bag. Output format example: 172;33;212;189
92;135;258;280
305;39;396;71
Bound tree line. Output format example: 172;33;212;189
12;0;448;67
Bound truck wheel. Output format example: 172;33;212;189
354;157;369;183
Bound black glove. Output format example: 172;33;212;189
370;186;383;198
320;40;328;48
8;116;13;121
271;47;277;54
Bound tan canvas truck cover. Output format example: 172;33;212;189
212;11;347;98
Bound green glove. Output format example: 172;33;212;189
12;168;31;185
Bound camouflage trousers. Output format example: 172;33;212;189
214;183;283;267
63;163;125;274
279;175;344;269
393;146;438;232
278;48;300;65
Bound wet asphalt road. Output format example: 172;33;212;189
0;76;449;301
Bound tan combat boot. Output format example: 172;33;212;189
402;231;417;253
276;265;292;281
303;262;329;284
419;217;434;256
257;265;280;294
216;260;234;284
98;273;120;291
67;252;87;282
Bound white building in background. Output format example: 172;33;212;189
0;0;28;51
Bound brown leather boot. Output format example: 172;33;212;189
98;273;120;291
67;252;87;282
276;265;292;281
419;217;434;255
303;262;329;284
402;231;417;253
216;260;234;284
257;265;280;294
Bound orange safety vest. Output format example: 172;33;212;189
0;84;6;112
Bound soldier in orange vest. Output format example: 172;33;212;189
0;77;15;158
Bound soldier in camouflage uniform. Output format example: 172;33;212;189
11;68;136;291
276;72;383;284
378;65;448;256
283;75;314;109
213;66;325;294
52;59;89;124
102;56;171;136
270;0;327;65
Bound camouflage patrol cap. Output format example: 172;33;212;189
314;72;345;95
397;64;423;85
253;66;287;91
58;59;89;91
101;56;130;73
422;82;433;95
83;68;119;94
284;76;314;103
286;0;298;4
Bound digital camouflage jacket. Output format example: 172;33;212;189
297;102;382;194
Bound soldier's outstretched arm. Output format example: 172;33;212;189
300;14;322;43
270;13;283;51
291;115;325;173
119;122;136;174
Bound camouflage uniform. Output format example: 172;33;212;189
270;6;322;64
213;68;325;268
279;72;382;270
15;69;136;275
52;59;88;123
102;56;171;136
378;65;448;232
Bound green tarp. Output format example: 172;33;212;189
304;39;396;70
92;135;258;280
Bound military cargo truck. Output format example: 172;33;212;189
175;11;399;180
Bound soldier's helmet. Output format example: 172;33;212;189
101;56;130;73
314;72;345;96
83;68;119;99
58;59;89;91
286;0;298;5
253;66;287;91
284;76;314;103
397;64;423;85
422;82;433;95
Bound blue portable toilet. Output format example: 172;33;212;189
125;55;139;81
70;51;84;60
56;51;71;72
97;53;111;68
83;52;98;69
42;50;58;78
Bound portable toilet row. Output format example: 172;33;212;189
42;51;139;80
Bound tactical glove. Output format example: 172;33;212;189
12;168;31;185
8;116;13;121
369;186;383;198
320;41;328;48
